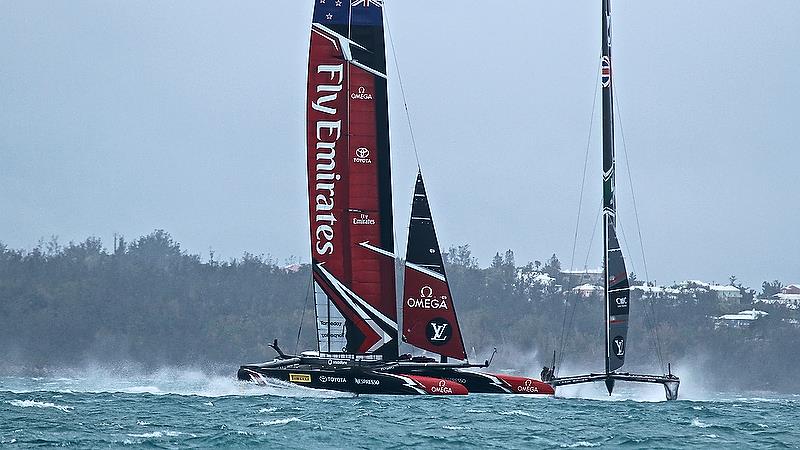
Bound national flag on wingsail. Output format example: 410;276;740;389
601;56;611;88
313;0;350;25
351;0;383;6
351;0;383;26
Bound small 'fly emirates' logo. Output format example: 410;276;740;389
311;64;344;255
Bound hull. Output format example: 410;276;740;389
238;362;467;396
386;366;554;395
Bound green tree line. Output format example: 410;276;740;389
0;231;797;392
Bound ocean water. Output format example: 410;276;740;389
1;369;797;448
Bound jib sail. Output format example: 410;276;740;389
307;0;398;359
401;171;467;361
601;0;630;373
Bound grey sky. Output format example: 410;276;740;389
1;1;798;288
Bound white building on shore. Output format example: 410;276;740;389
714;309;768;329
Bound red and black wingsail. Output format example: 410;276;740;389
307;0;398;359
402;171;467;361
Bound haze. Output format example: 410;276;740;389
1;1;797;288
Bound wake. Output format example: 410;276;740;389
0;365;353;399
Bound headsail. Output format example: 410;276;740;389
402;172;467;361
601;0;630;373
307;0;398;359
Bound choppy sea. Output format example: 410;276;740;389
1;368;797;448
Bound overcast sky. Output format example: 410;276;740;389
1;1;798;288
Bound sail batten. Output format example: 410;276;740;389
401;172;467;361
308;0;398;360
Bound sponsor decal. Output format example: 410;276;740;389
321;333;346;338
615;297;628;306
613;336;625;357
320;331;346;338
426;318;452;346
601;55;611;88
320;318;345;338
326;359;348;366
311;63;345;256
406;286;449;309
354;378;380;386
319;375;347;383
353;147;372;164
350;86;374;100
406;297;449;309
289;373;312;383
352;213;376;225
516;378;540;393
429;379;454;394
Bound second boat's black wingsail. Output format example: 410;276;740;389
600;0;626;377
549;0;680;400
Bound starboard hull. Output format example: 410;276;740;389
238;364;468;396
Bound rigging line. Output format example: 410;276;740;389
568;57;602;277
613;87;667;371
384;8;421;169
557;58;602;374
617;212;662;368
557;200;603;374
585;201;603;274
296;271;314;354
380;8;408;325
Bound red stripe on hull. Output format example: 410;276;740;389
492;374;555;395
403;375;468;395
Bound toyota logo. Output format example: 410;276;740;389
356;147;370;158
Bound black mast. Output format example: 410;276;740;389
601;0;614;385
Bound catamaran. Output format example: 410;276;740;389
237;0;553;396
548;0;680;401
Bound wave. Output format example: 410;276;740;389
560;442;600;448
498;409;532;417
442;425;471;430
691;418;712;428
127;431;184;438
6;399;72;413
259;417;302;426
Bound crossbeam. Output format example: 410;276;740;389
550;372;680;400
